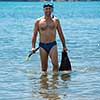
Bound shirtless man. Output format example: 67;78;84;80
32;3;67;75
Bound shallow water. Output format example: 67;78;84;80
0;2;100;100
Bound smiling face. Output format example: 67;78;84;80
43;6;53;17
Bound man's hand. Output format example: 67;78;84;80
31;48;36;54
63;47;68;52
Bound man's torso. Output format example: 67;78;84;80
38;16;58;43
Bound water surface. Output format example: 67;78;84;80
0;2;100;100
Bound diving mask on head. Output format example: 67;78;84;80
43;3;54;12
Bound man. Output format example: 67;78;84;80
32;3;67;75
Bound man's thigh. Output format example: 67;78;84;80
40;47;48;67
49;45;58;66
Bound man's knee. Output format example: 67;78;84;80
52;60;58;66
53;64;59;67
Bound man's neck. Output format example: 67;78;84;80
44;16;52;20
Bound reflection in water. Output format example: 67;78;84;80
61;74;71;81
39;75;60;100
26;70;71;99
38;74;71;100
40;75;49;89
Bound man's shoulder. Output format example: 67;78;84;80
53;17;60;22
34;17;44;24
35;18;40;23
35;16;44;22
53;16;59;20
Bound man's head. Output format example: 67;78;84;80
43;3;53;17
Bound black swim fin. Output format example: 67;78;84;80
59;51;72;71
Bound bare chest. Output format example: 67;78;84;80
39;20;56;31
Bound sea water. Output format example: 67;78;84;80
0;2;100;100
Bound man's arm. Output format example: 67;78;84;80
32;19;39;49
56;19;67;51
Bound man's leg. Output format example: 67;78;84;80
49;45;59;72
40;47;48;75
